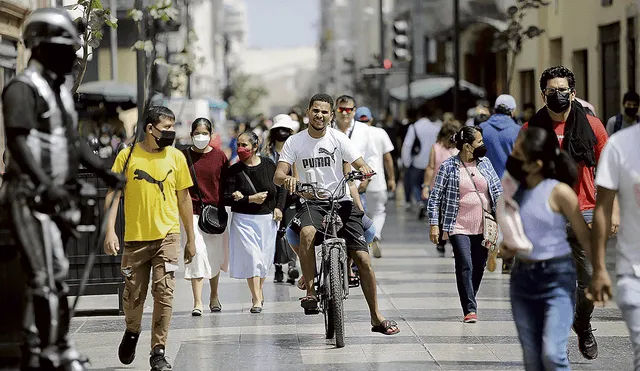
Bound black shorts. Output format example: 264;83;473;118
290;201;368;252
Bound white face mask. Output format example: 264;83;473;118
192;134;210;150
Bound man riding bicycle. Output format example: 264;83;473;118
274;93;399;336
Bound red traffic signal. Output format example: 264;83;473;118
383;59;393;69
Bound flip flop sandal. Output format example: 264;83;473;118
191;308;202;317
209;298;222;312
371;320;400;335
250;306;262;314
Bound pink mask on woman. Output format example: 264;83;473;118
237;147;253;161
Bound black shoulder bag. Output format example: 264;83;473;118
185;149;228;234
410;123;422;163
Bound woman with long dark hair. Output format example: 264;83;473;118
427;126;503;323
501;127;591;370
224;131;286;313
181;118;229;315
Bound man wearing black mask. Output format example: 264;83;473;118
521;66;618;361
103;106;196;371
0;8;124;371
605;91;640;135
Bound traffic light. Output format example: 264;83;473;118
383;59;393;69
393;20;411;61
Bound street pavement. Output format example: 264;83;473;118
70;200;632;370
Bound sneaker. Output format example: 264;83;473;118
150;345;172;371
372;237;382;258
574;324;598;360
274;265;284;283
463;313;478;323
436;244;445;257
287;266;299;285
118;330;140;365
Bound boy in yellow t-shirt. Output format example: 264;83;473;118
103;106;195;371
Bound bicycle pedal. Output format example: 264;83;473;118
349;282;360;288
304;308;320;315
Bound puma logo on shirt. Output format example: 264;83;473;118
302;147;336;169
133;169;173;200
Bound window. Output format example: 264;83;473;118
572;50;589;99
600;22;621;120
519;70;536;106
549;38;563;67
602;0;613;6
628;17;636;92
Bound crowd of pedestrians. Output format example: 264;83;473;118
94;63;640;371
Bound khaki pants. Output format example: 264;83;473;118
121;233;179;349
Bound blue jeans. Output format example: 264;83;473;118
510;255;576;371
406;166;425;204
449;234;487;315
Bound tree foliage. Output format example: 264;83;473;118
227;73;268;119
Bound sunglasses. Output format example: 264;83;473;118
337;107;355;114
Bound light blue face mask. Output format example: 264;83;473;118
192;134;210;149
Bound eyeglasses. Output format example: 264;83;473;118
543;87;572;95
337;107;355;114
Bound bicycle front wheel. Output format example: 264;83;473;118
329;247;345;348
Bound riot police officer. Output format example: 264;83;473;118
0;7;124;371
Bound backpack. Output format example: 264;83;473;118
612;113;640;134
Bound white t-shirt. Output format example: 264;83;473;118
280;127;361;201
365;126;394;193
594;124;640;277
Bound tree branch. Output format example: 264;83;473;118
72;1;95;94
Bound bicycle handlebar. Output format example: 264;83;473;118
295;171;376;201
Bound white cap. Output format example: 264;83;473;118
494;94;517;111
271;114;299;132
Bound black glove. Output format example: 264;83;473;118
43;185;71;211
101;170;126;190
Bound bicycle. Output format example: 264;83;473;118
294;170;375;348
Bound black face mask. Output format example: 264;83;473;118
150;126;176;148
37;44;78;76
545;91;571;114
271;128;292;142
472;144;487;159
505;156;527;183
625;107;639;118
474;114;489;126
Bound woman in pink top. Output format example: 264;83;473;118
426;126;503;323
422;121;461;256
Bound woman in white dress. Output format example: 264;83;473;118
180;118;230;316
223;132;286;313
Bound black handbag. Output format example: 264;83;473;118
184;149;228;234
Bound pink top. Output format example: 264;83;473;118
430;142;459;188
452;161;490;236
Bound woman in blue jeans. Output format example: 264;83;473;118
501;127;591;371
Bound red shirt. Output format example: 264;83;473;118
522;115;608;211
183;147;229;214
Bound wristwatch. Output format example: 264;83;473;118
421;183;429;189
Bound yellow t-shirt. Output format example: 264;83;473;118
112;144;193;242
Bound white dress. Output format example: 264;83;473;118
228;212;278;279
180;207;231;279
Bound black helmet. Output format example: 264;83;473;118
22;7;83;50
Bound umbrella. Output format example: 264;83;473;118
389;76;486;101
76;80;137;104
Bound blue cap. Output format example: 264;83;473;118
355;107;373;122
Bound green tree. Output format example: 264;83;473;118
68;0;118;93
227;73;268;118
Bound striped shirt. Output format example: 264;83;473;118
427;156;503;233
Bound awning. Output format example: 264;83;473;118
389;76;486;101
76;80;137;103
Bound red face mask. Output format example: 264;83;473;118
237;146;253;161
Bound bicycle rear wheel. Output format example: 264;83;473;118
329;247;345;348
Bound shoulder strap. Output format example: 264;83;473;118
184;149;205;208
459;157;489;212
614;113;623;133
241;169;258;194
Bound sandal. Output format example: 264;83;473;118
299;295;319;314
209;297;222;312
250;306;262;314
371;320;400;335
349;274;360;288
191;308;202;317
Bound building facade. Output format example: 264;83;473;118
0;0;48;175
510;0;639;122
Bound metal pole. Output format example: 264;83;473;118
406;3;415;113
185;0;192;98
378;0;386;113
453;0;460;116
109;0;118;81
135;0;146;141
